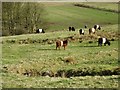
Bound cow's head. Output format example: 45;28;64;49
98;26;101;30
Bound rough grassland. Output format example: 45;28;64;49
2;24;119;88
1;2;119;88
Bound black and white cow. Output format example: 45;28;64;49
79;29;84;35
36;29;45;33
94;24;101;30
89;24;101;34
98;38;110;46
89;28;96;34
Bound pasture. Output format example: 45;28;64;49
1;2;119;88
43;2;118;31
2;24;119;88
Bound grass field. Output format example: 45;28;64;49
42;2;118;31
1;2;119;88
2;24;119;88
75;2;119;12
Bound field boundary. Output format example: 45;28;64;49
74;3;120;13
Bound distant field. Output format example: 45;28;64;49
41;2;118;31
77;2;119;12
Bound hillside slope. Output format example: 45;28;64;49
42;2;118;31
2;24;119;88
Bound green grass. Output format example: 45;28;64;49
78;2;118;12
1;2;119;88
1;24;119;88
42;2;118;31
2;73;119;88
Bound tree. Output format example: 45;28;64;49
2;2;48;36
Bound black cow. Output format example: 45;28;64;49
69;26;75;31
98;38;110;46
69;27;72;31
85;25;87;28
71;27;75;31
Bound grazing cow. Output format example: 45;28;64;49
69;26;75;31
98;38;110;46
89;28;96;34
69;27;72;31
71;27;75;31
94;24;101;30
85;25;87;28
36;29;45;33
89;24;101;34
56;40;68;50
79;29;84;35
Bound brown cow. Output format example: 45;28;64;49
56;40;68;50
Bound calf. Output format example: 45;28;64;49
56;40;68;50
79;29;84;35
98;38;110;46
36;29;45;33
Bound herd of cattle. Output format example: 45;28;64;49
36;24;111;50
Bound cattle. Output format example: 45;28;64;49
69;27;72;31
79;29;84;35
98;38;110;46
71;27;75;31
69;26;75;31
85;25;87;28
56;40;68;50
36;29;45;33
89;28;96;34
89;24;101;34
94;24;101;30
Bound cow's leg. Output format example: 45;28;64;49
98;43;102;46
59;46;60;50
64;46;65;50
98;43;100;46
104;43;106;46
